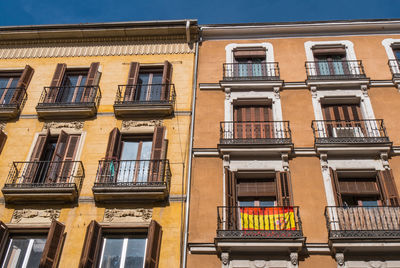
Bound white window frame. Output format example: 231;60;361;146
382;38;400;75
2;237;46;268
98;237;148;268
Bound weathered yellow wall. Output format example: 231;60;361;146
0;52;195;268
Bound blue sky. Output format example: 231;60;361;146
0;0;398;26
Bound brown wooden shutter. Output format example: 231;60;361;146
225;168;237;208
79;220;102;268
149;126;167;182
124;62;140;102
378;170;400;206
46;131;68;183
25;131;51;183
105;128;121;160
276;171;293;206
145;220;162;268
338;177;380;195
237;179;276;197
60;134;80;182
312;45;346;55
39;220;66;268
47;63;66;103
330;168;342;206
0;130;7;154
161;61;173;101
82;62;100;103
233;47;266;58
0;221;9;262
12;65;34;104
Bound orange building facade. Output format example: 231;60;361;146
185;20;400;268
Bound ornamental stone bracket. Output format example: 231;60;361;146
224;88;231;100
223;154;230;168
290;252;298;267
380;152;390;170
103;208;153;223
273;86;281;99
43;121;84;131
281;153;289;171
320;153;329;171
361;84;369;97
335;253;345;267
121;120;163;131
11;209;60;224
310;86;318;98
221;252;229;267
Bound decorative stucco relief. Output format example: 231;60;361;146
11;209;60;224
103;208;153;223
121;120;162;130
43;121;84;131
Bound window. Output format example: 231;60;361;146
233;47;267;78
233;104;273;139
45;62;100;104
0;221;65;268
0;65;33;106
24;130;80;184
79;220;162;268
99;126;166;184
123;61;172;103
330;169;400;206
312;44;348;76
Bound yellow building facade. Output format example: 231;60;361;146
0;20;197;268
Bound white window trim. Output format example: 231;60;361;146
225;42;275;64
382;38;400;60
304;40;357;62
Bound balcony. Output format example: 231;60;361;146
218;121;292;156
2;161;84;204
36;86;101;119
114;84;175;118
305;60;369;87
388;59;400;83
0;87;27;120
312;120;391;154
220;63;283;89
92;159;171;203
325;206;400;253
325;206;400;240
215;206;304;253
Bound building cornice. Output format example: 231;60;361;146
201;19;400;40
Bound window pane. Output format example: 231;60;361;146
26;239;46;267
0;78;10;88
2;239;30;268
239;201;255;207
124;237;146;268
259;200;276;207
100;238;123;268
137;141;153;182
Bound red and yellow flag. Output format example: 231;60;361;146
240;207;296;230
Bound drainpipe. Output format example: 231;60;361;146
185;20;191;44
181;33;199;268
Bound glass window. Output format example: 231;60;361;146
58;70;88;103
136;71;163;102
117;139;153;183
0;76;20;105
99;236;147;268
2;237;46;268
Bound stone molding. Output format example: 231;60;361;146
121;120;162;130
11;209;60;224
103;208;153;223
43;121;84;131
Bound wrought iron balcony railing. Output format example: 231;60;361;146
37;86;101;107
94;159;171;189
305;60;366;80
3;160;84;190
0;87;27;109
311;119;390;144
388;59;400;78
220;121;292;145
325;206;400;239
217;206;303;239
222;62;280;81
115;84;176;105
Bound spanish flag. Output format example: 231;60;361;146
240;207;296;231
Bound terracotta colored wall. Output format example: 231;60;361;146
188;157;223;242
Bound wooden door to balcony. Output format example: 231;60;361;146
322;103;364;138
233;105;273;140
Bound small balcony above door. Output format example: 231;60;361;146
92;159;171;203
113;84;175;118
220;62;283;89
305;60;369;88
36;85;101;119
218;121;293;157
312;119;392;155
2;160;84;204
